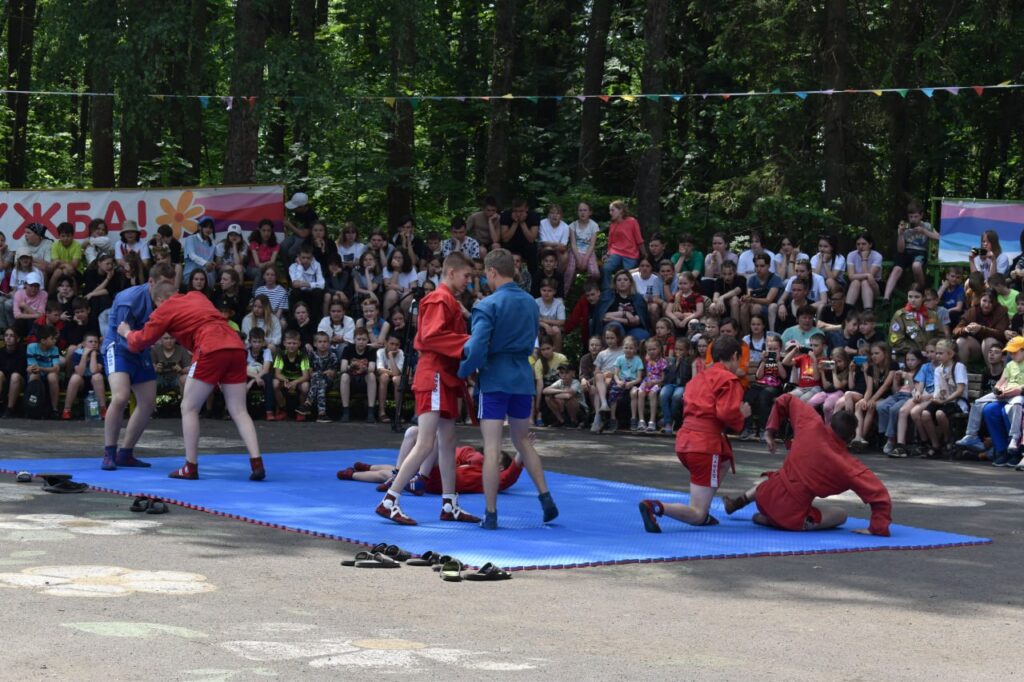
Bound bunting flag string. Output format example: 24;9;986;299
0;80;1018;105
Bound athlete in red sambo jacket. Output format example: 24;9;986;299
119;284;265;482
722;394;892;535
375;252;480;526
639;335;750;531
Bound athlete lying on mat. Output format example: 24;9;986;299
722;393;892;536
338;426;523;494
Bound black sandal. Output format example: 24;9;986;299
130;496;152;512
464;562;512;581
146;500;169;514
341;551;374;567
407;551;442;567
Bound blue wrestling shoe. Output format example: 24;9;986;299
955;435;985;453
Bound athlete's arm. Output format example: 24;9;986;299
848;469;892;536
458;303;494;379
419;298;469;360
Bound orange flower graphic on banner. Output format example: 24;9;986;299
155;191;206;238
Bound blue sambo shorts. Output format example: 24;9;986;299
478;391;533;421
104;344;157;385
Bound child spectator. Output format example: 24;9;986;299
531;250;564;299
298;331;338;424
289;302;317;352
964;271;986;309
183;216;217;278
61;332;107;420
659;337;693;434
773;235;809;282
701;232;737;296
152;331;191;399
888;283;941;356
780;258;828;312
783;334;826;402
533;338;568;426
693;336;710;374
150;223;185;284
634;337;667;433
578;335;602;423
780;305;820;348
52;275;76;318
28;300;67;353
774;280;812;332
339;328;376;423
11;246;42;291
989;273;1019;314
807;347;853;425
601;200;644;288
319;300;356;358
353;250;382;308
542;364;584;428
956;337;1024;465
323;254;354;313
968;230;1009;283
61;298;92;358
84;218;114;265
653;317;676;357
893;340;938;457
253;264;290;318
845;232;883;310
915;339;968;458
737;230;776;278
981;342;1006;395
811;234;845;291
937;265;966;327
876;349;922;456
273;329;310;421
672;233;703;279
612;336;644;432
0;328;26;417
375;334;404;422
590;326;625;434
850;341;898;449
740;334;786;440
381;249;418;317
212;269;250;328
288;246;326;322
538;204;569;268
953;289;1009;364
666;272;704;332
244;327;276;421
567;279;601;342
743;314;768;364
26;325;60;417
817;286;851;338
49;222;83;293
923;288;951;338
536;277;566;351
242;294;283;350
632;256;663;322
355;298;388;350
246;218;280;282
882;200;939;302
856;311;882;354
564;201;600;292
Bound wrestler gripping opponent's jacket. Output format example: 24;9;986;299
762;394;892;535
674;362;746;464
412;283;470;393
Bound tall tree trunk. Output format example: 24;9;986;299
485;0;516;205
386;4;415;228
223;0;270;184
533;1;578;130
266;0;291;165
884;0;920;228
821;0;850;215
576;0;611;182
634;0;668;233
6;0;36;188
118;114;140;187
180;0;208;184
293;0;317;178
86;0;115;187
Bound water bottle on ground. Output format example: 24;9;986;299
86;391;100;421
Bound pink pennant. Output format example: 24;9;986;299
972;86;984;96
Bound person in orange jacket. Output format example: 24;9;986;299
639;335;750;531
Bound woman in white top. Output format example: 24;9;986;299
564;201;601;292
810;234;846;290
736;231;776;278
381;249;419;317
538;204;570;268
116;221;151;266
845;232;883;310
773;236;810;281
335;222;366;268
241;294;283;350
968;229;1010;282
215;224;249;280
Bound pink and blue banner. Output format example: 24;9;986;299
0;184;285;241
938;199;1024;262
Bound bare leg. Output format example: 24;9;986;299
122;381;156;449
480;418;505;513
180;378;216;464
662;482;719;525
222;382;262;459
388;411;441;494
435;416;457;495
104;372;132;447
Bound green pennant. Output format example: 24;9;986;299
770;88;782;94
409;97;421;109
644;94;659;102
526;96;538;104
896;89;909;98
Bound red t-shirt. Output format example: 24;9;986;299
607;217;643;259
794;354;821;388
674;291;702;314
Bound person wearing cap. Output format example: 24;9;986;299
11;271;47;337
281;192;318;265
183;217;218;279
215;224;249;281
21;223;52;280
49;222;84;293
116;220;150;266
955;336;1024;466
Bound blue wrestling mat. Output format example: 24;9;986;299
0;450;991;570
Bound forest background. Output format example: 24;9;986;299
2;0;1024;247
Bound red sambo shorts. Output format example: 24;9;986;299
189;348;247;385
753;472;823;530
414;372;460;419
675;451;725;488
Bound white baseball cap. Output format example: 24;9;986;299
25;272;43;287
225;223;243;236
285;192;309;210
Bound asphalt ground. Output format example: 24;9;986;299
0;416;1021;680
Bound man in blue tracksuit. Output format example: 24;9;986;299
459;248;558;529
101;262;176;470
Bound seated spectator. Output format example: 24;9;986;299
612;336;644;433
817;286;850;337
666;272;703;333
632;256;663;322
84;218;114;266
807;347;853;424
323;253;354;312
49;222;83;294
741;254;783;331
597;269;650;342
590;326;624;433
659;337;692;434
774;235;809;282
20;222;52;282
672;233;703;279
883;200;938;301
990;273;1019;314
297;331;338;423
375;334;404;422
388;308;409;344
215;224;248;281
273;329;310;420
0;328;26;417
149;223;184;285
708;260;745;323
353;250;383;308
876;350;922;455
981;342;1007;395
773;278;813;332
845;232;883;310
542;363;585;428
116;220;150;267
743;314;768;364
923;288;951;338
536;278;566;351
578;335;602;421
254;263;290;318
850;341;898;449
705;317;750;388
12;272;47;338
651;259;678;318
915;339;967;458
888;284;941;357
566;279;601;341
10;246;42;292
61;332;107;420
183;216;217;279
61;298;92;358
538;204;569;268
783;334;826;402
634;337;667;433
150;331;190;400
319;300;356;358
855;311;882;354
564;201;600;291
811;234;845;291
340;328;377;423
28;300;67;353
388;215;431;269
26;325;60;417
701;232;737;296
956;337;1024;466
829;312;861;357
892;340;937;457
288;246;325;322
119;251;146;289
781;259;828;312
937;265;966;327
381;249;418;317
246;218;280;282
309;221;334;274
780;305;821;347
245;327;277;421
737;230;775;279
953;290;1008;364
601;200;643;288
533;338;568;425
212;269;250;328
652;317;676;357
740;334;785;440
335;221;366;269
530;249;564;299
968;229;1009;283
242;294;283;351
82;253;121;331
355;298;387;351
289;302;317;352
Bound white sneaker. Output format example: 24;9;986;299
637;420;647;431
883;441;895;455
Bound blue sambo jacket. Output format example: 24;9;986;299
458;282;538;395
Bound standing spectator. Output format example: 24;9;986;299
564;201;601;292
0;328;26;417
538;204;569;268
287;246;325;322
499;199;541;272
335;221;366;269
441;217;481;260
183;217;217;279
811;234;845;291
601;200;644;288
247;219;280;282
883;200;939;301
339;328;376;423
968;229;1009;283
466;196;500;255
578;335;602;422
612;336;645;432
737;230;776;278
375;334;404;422
953;290;1009;364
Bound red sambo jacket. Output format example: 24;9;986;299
674;362;745;461
411;283;470;392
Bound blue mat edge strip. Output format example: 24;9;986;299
2;466;993;572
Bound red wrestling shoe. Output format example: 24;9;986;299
169;462;199;480
638;499;664;533
440;495;480;523
375;493;417;525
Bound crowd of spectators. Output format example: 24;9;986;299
2;191;1024;470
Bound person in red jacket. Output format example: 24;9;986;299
375;252;480;526
118;282;264;482
722;393;892;536
639;335;750;531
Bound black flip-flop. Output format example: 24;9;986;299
130;497;152;512
439;559;463;582
146;500;169;515
355;552;401;568
37;473;72;486
407;550;442;567
42;480;88;494
464;562;512;582
369;542;389;554
341;551;374;567
383;544;411;562
431;555;457;572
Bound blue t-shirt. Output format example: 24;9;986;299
915;362;937;393
26;342;60;370
747;273;784;300
70;347;102;378
940;284;965;311
614;354;644;382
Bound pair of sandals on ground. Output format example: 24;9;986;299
341;542;511;581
